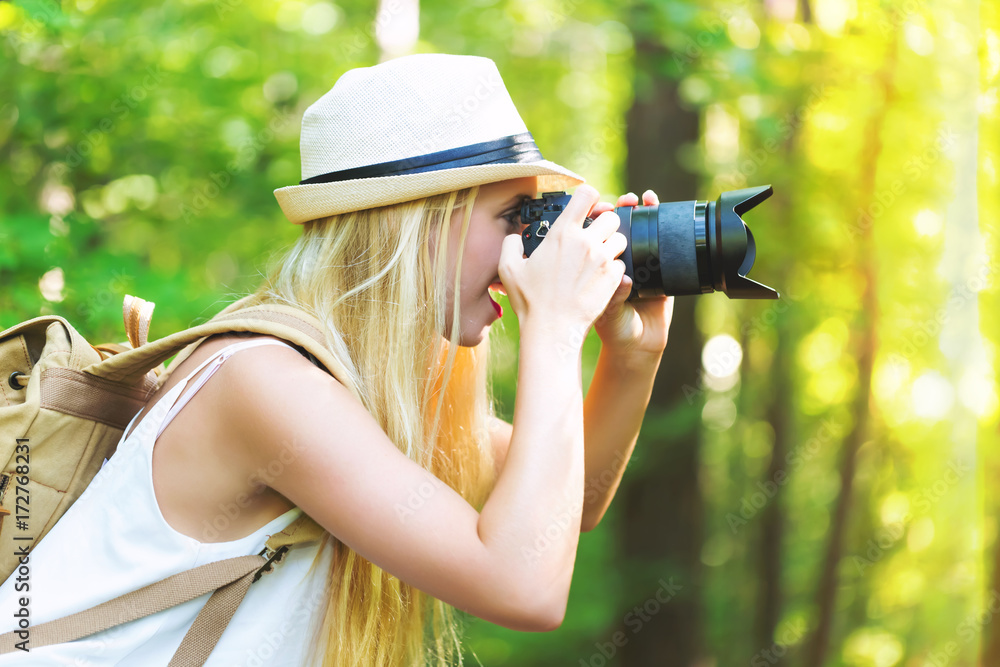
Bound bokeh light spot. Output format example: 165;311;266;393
39;267;65;303
910;371;955;420
702;333;743;378
912;209;942;237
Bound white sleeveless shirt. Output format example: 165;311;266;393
0;338;333;666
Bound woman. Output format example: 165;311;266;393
0;53;673;665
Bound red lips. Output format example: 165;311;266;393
488;293;503;318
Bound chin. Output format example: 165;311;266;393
441;332;485;348
440;298;496;347
441;320;489;348
456;327;488;348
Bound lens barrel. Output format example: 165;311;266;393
520;185;779;300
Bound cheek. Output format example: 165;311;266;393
466;233;504;282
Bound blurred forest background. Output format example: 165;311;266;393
1;0;996;665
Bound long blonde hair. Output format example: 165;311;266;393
233;185;500;665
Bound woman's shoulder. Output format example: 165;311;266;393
208;333;355;475
195;332;324;370
207;332;345;416
204;332;332;386
159;331;336;438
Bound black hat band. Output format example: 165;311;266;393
299;132;544;185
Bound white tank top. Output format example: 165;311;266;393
0;338;333;666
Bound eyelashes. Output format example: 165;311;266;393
502;209;522;230
501;195;530;231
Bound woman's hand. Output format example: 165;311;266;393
498;184;626;341
591;190;675;359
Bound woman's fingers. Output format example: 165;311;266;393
591;190;660;222
558;185;601;230
616;192;639;207
606;231;628;258
589;201;615;217
587;210;621;241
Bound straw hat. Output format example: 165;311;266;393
273;53;586;224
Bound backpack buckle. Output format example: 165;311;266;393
253;545;290;582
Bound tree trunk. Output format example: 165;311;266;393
804;28;899;667
752;78;812;667
982;422;1000;664
616;36;705;667
757;314;789;658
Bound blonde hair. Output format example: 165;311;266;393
233;185;500;666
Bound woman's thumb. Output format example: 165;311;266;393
498;232;525;278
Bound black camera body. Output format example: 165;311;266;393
519;186;780;301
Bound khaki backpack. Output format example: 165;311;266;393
0;294;357;663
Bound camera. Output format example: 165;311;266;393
519;185;780;300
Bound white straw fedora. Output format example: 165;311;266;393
273;53;586;224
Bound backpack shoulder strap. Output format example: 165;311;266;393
83;295;362;403
169;514;328;666
0;515;326;659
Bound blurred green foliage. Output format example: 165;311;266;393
1;0;996;666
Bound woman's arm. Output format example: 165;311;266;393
217;330;586;632
489;346;662;533
488;415;512;478
579;346;662;531
476;320;586;627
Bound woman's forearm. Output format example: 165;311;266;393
580;346;662;531
477;321;586;623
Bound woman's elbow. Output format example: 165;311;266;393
481;548;573;631
534;603;567;632
509;596;566;633
506;581;569;632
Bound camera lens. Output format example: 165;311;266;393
558;186;779;300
